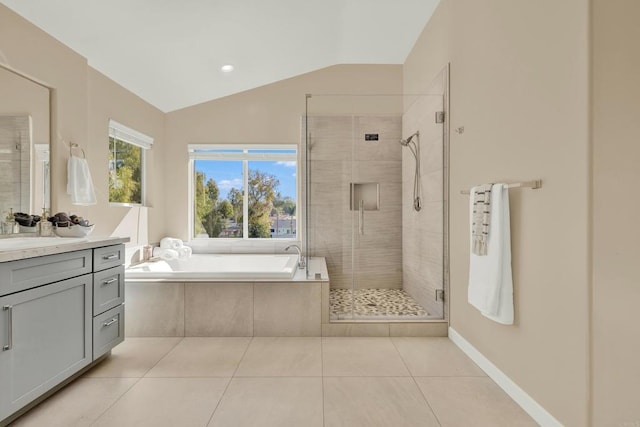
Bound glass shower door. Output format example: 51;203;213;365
306;95;356;320
306;93;447;321
351;94;446;320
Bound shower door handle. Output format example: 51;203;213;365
358;200;364;235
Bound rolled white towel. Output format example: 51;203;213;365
160;237;184;250
160;237;174;249
178;246;192;259
153;247;180;260
160;248;179;261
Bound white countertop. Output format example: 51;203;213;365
0;236;130;262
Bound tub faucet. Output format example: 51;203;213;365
285;244;306;269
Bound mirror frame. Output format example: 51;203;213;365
0;62;56;215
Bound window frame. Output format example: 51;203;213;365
188;144;298;241
108;119;152;207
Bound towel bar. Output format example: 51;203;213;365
460;180;542;195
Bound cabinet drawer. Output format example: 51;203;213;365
93;304;124;360
0;250;92;295
93;245;125;272
93;266;125;315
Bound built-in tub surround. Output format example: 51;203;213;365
125;256;329;337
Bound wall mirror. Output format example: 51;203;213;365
0;64;50;219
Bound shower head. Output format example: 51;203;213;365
399;131;419;146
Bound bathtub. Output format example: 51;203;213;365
126;253;299;280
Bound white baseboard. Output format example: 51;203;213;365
448;327;564;427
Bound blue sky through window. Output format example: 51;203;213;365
194;159;297;200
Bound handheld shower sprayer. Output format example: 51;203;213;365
399;131;422;211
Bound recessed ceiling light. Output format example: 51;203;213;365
221;64;234;73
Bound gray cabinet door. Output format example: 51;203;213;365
0;274;92;421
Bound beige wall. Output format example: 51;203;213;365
165;65;402;241
592;0;640;425
0;4;166;245
405;1;590;425
87;69;166;244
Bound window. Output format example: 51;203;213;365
108;119;153;205
189;145;297;240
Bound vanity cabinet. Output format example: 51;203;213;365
0;275;92;420
0;242;126;423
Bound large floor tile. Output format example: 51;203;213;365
93;378;228;427
235;337;322;377
85;337;182;378
11;378;137;427
322;337;410;376
324;377;440;427
392;337;486;376
415;377;538;427
145;337;250;377
208;377;323;427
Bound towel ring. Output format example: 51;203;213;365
69;142;86;158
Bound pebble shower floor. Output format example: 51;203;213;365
329;288;429;320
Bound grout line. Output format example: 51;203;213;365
390;338;444;427
89;376;142;426
205;336;254;426
140;336;184;378
90;337;184;425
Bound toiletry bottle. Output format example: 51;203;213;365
39;209;53;237
3;209;15;235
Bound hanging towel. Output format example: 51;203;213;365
67;155;97;205
471;183;493;256
467;183;514;325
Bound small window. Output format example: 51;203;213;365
189;145;297;240
108;120;153;205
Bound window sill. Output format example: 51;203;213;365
109;202;149;208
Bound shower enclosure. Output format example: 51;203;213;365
304;91;448;321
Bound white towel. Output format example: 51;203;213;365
467;183;514;325
178;246;192;259
160;237;183;250
153;247;179;260
67;155;97;205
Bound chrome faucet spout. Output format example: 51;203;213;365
285;244;306;269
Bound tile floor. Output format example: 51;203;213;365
10;337;538;427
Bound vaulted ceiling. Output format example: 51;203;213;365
1;1;440;112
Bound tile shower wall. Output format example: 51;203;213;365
308;115;403;289
0;116;30;215
402;95;444;318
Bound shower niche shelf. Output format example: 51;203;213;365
350;182;379;211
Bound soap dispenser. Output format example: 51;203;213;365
39;208;53;237
2;208;16;235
